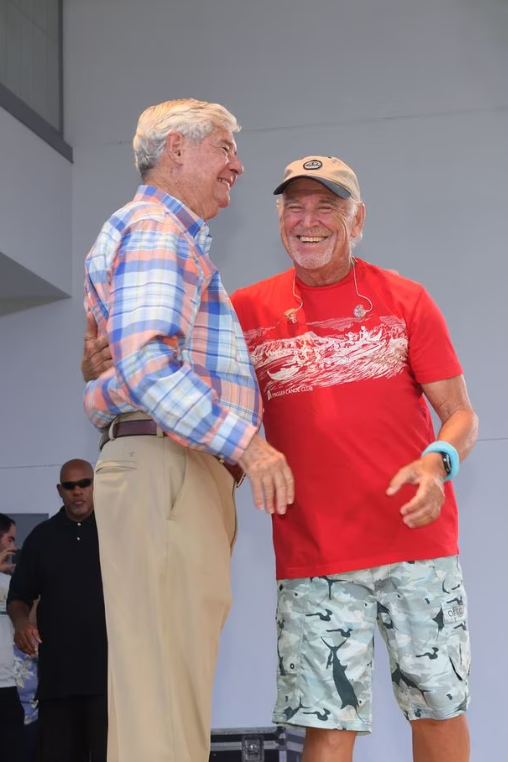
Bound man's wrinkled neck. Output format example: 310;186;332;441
294;255;353;287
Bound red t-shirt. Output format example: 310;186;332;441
232;260;463;580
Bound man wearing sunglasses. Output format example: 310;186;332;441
7;459;108;762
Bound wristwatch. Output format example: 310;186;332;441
421;441;459;483
440;451;452;477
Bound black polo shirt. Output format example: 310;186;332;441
7;508;107;700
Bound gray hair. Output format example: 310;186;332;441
133;98;241;176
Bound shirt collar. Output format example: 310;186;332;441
133;185;211;249
57;507;96;527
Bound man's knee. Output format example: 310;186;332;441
410;714;468;735
304;727;357;754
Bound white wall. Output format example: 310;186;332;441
0;102;82;515
0;106;72;294
0;0;506;758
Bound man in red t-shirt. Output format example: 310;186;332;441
231;157;477;762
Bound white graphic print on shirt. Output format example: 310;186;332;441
243;316;408;400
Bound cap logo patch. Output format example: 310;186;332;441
303;160;322;170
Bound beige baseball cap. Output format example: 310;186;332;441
273;156;361;202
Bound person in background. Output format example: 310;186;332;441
0;513;24;762
8;460;107;762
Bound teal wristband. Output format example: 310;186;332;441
421;441;459;482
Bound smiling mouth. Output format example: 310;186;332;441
296;235;327;243
218;178;232;189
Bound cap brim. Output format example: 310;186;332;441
273;176;352;199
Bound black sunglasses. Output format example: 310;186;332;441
60;478;93;491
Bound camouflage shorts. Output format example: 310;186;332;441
272;556;470;733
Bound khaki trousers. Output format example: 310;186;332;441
94;426;236;762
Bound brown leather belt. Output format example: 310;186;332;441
99;419;245;486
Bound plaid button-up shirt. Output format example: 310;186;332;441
83;185;261;463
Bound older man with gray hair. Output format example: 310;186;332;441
83;99;294;762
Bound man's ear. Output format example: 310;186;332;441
165;131;185;163
352;202;366;238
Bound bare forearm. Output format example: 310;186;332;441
422;376;479;463
435;409;479;462
7;600;30;628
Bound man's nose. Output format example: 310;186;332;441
230;155;244;176
301;209;319;228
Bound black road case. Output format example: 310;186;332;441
210;726;304;761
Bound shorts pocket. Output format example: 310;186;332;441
434;557;471;682
275;580;309;679
442;593;471;682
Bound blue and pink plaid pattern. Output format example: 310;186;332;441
84;185;261;462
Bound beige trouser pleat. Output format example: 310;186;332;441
94;431;236;762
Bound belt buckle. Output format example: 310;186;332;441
99;418;118;452
108;418;118;441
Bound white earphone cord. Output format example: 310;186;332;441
284;257;373;323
